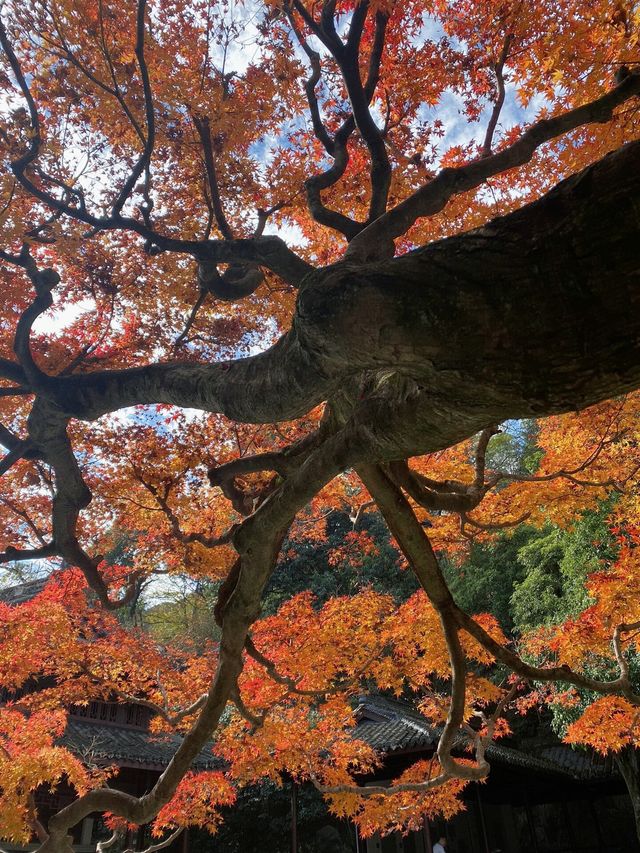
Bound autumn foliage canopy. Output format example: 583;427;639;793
0;0;639;848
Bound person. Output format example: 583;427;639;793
433;837;447;853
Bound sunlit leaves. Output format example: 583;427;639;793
565;695;640;754
0;0;639;843
153;771;236;835
0;708;103;843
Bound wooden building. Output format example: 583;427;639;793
0;580;212;853
2;579;639;853
2;697;216;853
352;695;640;853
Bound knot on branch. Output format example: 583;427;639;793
35;268;61;294
614;65;640;87
213;557;241;626
143;240;164;256
197;262;264;302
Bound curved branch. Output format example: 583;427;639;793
96;830;124;853
230;683;264;729
244;635;326;697
437;611;489;781
283;4;334;155
0;543;57;564
315;773;451;797
95;671;208;728
481;34;513;158
197;262;264;302
473;424;500;489
459;510;531;536
0;441;32;477
357;463;489;781
0;15;42;174
287;1;390;238
304;129;361;240
123;829;184;853
454;609;640;705
348;70;640;259
134;474;237;548
111;0;155;218
25;398;139;610
341;8;391;222
192;114;234;241
361;464;640;706
0;357;27;385
388;460;480;513
357;461;640;787
12;249;60;388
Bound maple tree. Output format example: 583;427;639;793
0;0;640;848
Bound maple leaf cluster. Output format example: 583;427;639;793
0;0;638;847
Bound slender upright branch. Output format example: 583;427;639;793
481;34;513;158
192;114;234;241
111;0;156;217
348;70;640;259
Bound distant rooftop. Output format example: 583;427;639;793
0;579;617;783
0;576;217;773
61;719;217;771
0;577;48;605
353;694;616;782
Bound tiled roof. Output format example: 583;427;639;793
352;695;616;782
0;579;218;773
61;720;217;771
538;744;615;779
0;578;47;605
356;718;432;753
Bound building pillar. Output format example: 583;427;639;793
589;796;605;851
475;786;490;853
290;779;298;853
523;789;540;853
80;817;94;847
422;819;432;852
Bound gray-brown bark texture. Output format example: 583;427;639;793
615;747;640;843
52;137;640;457
4;116;640;853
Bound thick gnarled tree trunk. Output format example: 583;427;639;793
53;138;640;463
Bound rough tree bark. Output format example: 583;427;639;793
50;136;640;452
615;747;640;843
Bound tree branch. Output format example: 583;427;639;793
192;114;234;241
0;18;312;285
110;0;155;218
481;34;513;158
357;463;490;780
348;70;640;259
315;773;451;797
134;473;237;548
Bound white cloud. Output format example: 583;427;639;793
32;296;95;334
